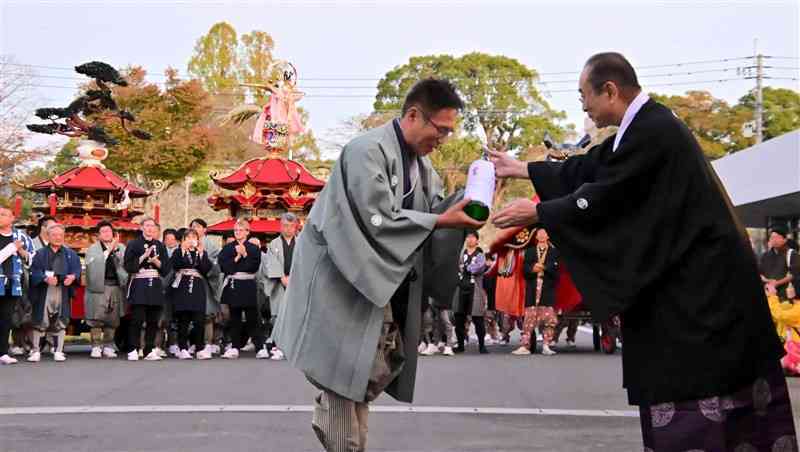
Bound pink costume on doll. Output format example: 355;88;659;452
251;87;305;146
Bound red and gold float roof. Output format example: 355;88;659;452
28;165;149;197
210;157;324;191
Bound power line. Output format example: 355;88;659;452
0;66;766;89
0;56;760;82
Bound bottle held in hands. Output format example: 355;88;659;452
463;147;495;221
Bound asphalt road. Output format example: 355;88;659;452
1;330;797;452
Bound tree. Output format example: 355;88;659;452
737;87;800;141
650;90;749;159
187;22;241;98
238;30;275;101
373;53;573;150
88;66;217;185
372;53;574;202
190;23;319;163
0;55;54;194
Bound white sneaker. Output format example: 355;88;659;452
189;345;196;354
168;345;180;356
53;351;67;362
102;347;118;359
436;342;445;351
178;349;193;360
420;343;438;356
484;335;496;346
9;346;24;356
90;347;102;359
224;343;232;353
417;342;427;354
0;354;18;365
27;351;41;362
241;340;256;352
442;346;455;356
269;348;285;361
256;348;270;359
155;347;167;358
222;348;239;359
197;347;213;360
127;350;139;361
210;344;221;355
511;346;531;356
542;345;557;356
144;350;163;361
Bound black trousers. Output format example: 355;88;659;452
229;306;263;351
455;292;486;349
129;304;162;355
175;310;204;351
0;296;17;356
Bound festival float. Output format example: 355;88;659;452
206;60;324;239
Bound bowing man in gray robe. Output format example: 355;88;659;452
274;79;484;452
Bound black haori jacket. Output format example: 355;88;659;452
529;99;783;406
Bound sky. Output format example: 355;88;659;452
1;0;798;156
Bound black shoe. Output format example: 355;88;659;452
479;346;489;354
453;345;465;354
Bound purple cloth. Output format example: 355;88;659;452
640;361;797;451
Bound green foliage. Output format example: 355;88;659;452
187;22;241;98
737;87;800;141
373;52;573;150
190;177;210;195
87;67;216;183
650;87;799;159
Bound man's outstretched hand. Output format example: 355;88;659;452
492;198;540;229
436;198;486;230
488;149;528;179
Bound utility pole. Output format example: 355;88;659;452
754;38;764;144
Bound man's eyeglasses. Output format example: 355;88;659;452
417;108;454;138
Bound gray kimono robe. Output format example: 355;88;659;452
84;241;128;320
202;236;222;316
262;236;293;316
273;121;465;404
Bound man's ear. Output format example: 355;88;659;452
603;81;618;101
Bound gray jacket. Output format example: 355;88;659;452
84;241;128;319
273;121;464;403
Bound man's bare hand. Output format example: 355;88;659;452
488;149;528;179
64;274;76;287
492;199;540;229
436;198;486;230
281;275;289;287
14;240;28;260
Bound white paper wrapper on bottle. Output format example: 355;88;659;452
464;159;496;208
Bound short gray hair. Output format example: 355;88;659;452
47;223;66;234
280;213;298;224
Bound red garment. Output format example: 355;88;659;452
554;262;582;313
494;248;525;317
